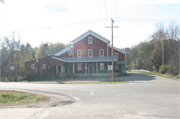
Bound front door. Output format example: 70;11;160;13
88;64;94;73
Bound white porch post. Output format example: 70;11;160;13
64;65;65;74
85;62;87;74
122;65;124;73
125;64;126;73
96;62;98;73
36;66;37;74
107;62;109;73
61;65;63;77
56;66;58;75
73;63;75;74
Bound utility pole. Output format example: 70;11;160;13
162;35;164;65
159;29;164;65
106;18;119;82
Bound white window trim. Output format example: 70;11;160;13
100;63;104;70
88;49;93;57
88;37;92;44
31;64;35;69
77;63;82;71
115;53;118;58
77;50;82;57
43;64;46;69
99;49;104;57
69;49;72;56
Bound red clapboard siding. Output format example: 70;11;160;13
74;35;108;57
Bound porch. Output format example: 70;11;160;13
52;62;126;77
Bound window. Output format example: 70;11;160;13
115;64;119;70
31;64;34;69
99;49;104;57
115;53;118;59
88;49;93;57
88;37;92;44
77;50;82;57
43;64;46;69
100;63;104;70
69;49;72;56
77;63;82;71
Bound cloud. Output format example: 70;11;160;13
45;3;68;12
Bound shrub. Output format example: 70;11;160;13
159;65;169;74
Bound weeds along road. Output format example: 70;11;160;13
0;72;180;119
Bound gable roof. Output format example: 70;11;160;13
71;30;110;44
54;45;73;56
108;45;126;54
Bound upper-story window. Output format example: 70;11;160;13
88;49;93;57
69;49;72;56
99;49;104;57
88;37;92;44
77;50;82;57
115;53;118;59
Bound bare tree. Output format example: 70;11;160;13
0;32;21;80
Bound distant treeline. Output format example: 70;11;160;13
126;22;179;76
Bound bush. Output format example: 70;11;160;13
159;65;169;74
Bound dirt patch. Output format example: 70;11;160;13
0;89;75;108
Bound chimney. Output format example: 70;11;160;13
44;44;48;56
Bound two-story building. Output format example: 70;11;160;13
24;30;126;78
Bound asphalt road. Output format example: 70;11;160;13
0;72;180;119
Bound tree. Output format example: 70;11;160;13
0;32;21;80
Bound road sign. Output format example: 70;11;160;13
108;65;113;70
10;66;14;70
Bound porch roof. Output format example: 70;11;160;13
55;57;118;63
116;61;127;64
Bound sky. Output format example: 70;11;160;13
0;0;180;49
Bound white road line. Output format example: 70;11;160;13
90;91;94;95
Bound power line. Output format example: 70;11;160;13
95;0;106;26
103;0;109;25
95;0;104;20
114;17;180;22
2;19;109;31
2;18;180;31
116;0;119;22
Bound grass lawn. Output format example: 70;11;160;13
0;90;50;106
22;73;129;83
31;81;128;84
128;70;180;80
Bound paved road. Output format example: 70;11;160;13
0;72;180;119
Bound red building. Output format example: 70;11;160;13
24;30;126;78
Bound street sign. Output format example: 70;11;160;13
108;65;113;70
10;66;14;70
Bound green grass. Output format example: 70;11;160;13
24;73;129;82
130;70;180;80
31;81;128;84
0;90;50;106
